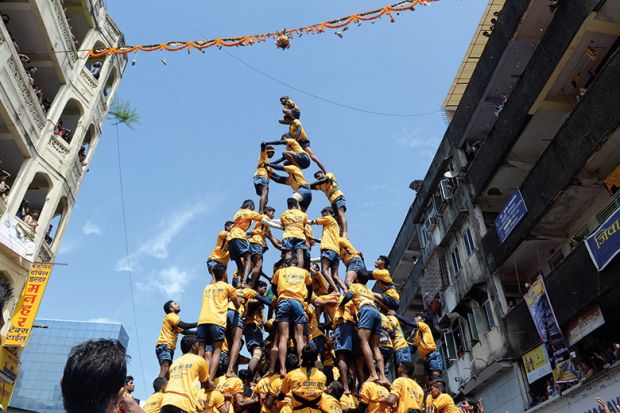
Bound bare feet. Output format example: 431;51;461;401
366;374;379;384
377;378;391;388
279;368;287;378
226;370;236;378
263;369;275;378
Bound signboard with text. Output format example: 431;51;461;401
495;189;528;244
566;305;605;347
0;215;35;261
523;344;553;384
585;204;620;271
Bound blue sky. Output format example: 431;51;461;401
38;0;487;399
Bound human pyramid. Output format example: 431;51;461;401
147;98;462;413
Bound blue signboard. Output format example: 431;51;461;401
585;204;620;271
495;189;528;244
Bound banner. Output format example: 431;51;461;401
566;305;605;347
522;344;552;384
585;204;620;271
524;275;578;384
4;263;53;347
0;215;35;261
0;347;19;409
495;189;528;244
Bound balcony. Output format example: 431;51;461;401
573;190;620;241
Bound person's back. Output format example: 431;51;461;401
319;393;342;413
272;265;311;303
199;280;237;326
281;367;326;411
359;381;391;413
390;376;423;413
161;352;209;412
280;208;307;241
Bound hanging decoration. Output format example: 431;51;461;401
87;0;432;58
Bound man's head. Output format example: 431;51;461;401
321;207;334;217
285;353;299;371
429;380;445;398
153;377;167;393
376;255;390;270
287;197;299;210
301;343;319;368
224;221;234;232
314;170;326;180
212;263;227;281
2;14;9;24
414;312;427;323
310;262;320;273
356;269;370;285
180;334;200;355
241;199;255;211
397;361;414;378
61;339;127;413
280;96;289;105
163;300;180;314
124;376;135;394
257;281;268;295
263;206;276;219
327;381;344;400
284;257;298;268
238;369;252;385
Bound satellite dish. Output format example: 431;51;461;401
444;170;461;179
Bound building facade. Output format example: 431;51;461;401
390;0;620;412
10;318;129;413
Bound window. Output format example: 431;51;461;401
467;312;480;344
439;255;450;287
453;321;467;356
463;228;475;256
482;300;495;329
474;306;490;334
450;245;462;275
419;226;429;247
444;332;457;361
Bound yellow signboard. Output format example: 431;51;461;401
0;346;19;409
522;344;552;383
4;263;53;347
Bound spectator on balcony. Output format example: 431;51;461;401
0;179;9;203
16;200;29;220
25;67;37;85
24;209;40;230
0;160;10;181
78;145;87;165
42;99;51;113
2;14;21;53
55;120;73;143
88;62;103;79
34;86;44;104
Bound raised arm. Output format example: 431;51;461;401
178;320;198;330
269;171;287;185
266;163;285;172
309;177;329;190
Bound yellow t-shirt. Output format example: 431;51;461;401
388;315;409;351
380;313;394;349
339;238;360;265
269;376;290;411
316;216;340;253
197;389;226;413
319;394;342;413
143;392;164;413
209;231;230;265
349;283;376;312
238;288;264;326
425;393;460;413
155;312;181;349
229;209;265;240
283;165;309;191
161;353;209;413
374;269;399;301
255;373;279;413
412;321;437;358
249;221;272;247
198;281;238;326
214;375;244;397
255;149;272;178
333;299;356;327
272;266;312;303
284;98;299;112
314;173;344;204
390;377;424;413
289;119;307;142
359;382;391;413
281;209;308;240
340;394;359;411
281;367;326;409
285;138;304;154
307;305;323;340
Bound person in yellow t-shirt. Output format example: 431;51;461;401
197;264;241;387
268;163;313;212
254;144;276;213
238;282;272;375
280;96;301;120
379;312;395;376
156;300;197;379
161;335;210;413
310;170;348;238
310;207;346;293
338;237;366;289
279;114;327;173
370;255;400;311
322;380;345;413
358;380;391;413
262;136;311;170
411;313;444;378
143;377;167;413
340;392;359;413
196;388;228;413
248;206;282;288
279;198;309;268
425;381;460;413
272;258;312;377
214;364;258;411
207;221;234;275
387;361;424;413
387;312;413;367
281;343;326;412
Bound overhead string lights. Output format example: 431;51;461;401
87;0;433;57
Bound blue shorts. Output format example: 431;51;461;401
298;139;311;149
206;259;220;272
227;309;243;333
331;196;347;213
291;108;301;119
250;242;264;257
334;322;357;354
395;346;412;365
282;237;307;252
380;347;393;374
357;306;382;335
425;351;445;375
381;294;400;311
276;299;307;325
346;257;366;273
320;249;340;267
155;344;174;364
197;324;225;345
253;175;269;195
243;323;264;353
295;152;311;169
228;238;250;261
311;335;325;356
296;186;312;210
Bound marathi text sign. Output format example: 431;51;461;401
0;215;35;261
4;263;53;347
523;344;553;384
524;275;578;384
585;204;620;271
495;190;528;244
0;346;19;409
566;305;605;347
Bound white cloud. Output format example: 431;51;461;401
88;317;121;324
83;220;102;236
115;203;209;272
135;266;194;298
396;128;441;157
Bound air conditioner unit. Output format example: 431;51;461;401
439;179;455;200
426;215;439;231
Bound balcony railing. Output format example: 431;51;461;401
573;190;620;241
